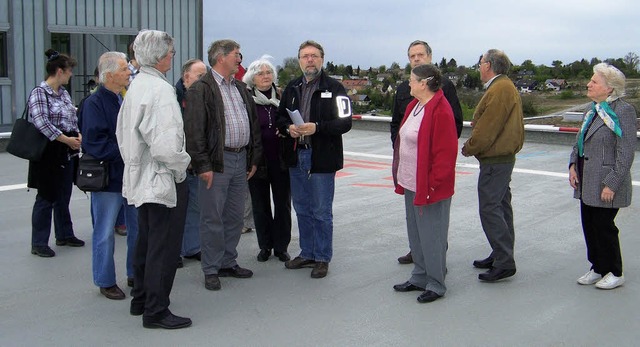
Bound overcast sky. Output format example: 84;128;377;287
203;0;639;70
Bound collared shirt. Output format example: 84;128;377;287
483;74;501;89
299;76;320;145
128;62;139;83
29;81;78;141
211;69;250;148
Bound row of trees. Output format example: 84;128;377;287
275;53;639;113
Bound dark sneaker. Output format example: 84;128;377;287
310;262;329;278
130;302;144;316
218;265;253;278
31;245;55;257
285;256;316;269
257;249;271;262
177;257;184;268
205;274;221;290
143;312;192;329
55;236;85;247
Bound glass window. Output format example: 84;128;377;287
0;32;7;77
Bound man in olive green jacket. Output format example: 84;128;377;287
462;49;524;282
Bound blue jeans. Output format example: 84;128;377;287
91;192;138;287
289;149;335;262
182;172;201;257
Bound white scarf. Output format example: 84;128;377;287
252;86;280;107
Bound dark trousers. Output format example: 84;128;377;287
131;180;188;320
31;159;75;246
249;160;292;253
477;162;516;270
580;202;622;276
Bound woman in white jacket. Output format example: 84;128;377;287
116;30;191;330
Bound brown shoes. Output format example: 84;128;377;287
310;262;329;278
397;251;413;264
100;285;126;300
285;256;316;269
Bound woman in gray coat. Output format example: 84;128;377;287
569;63;636;290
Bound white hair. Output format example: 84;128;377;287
593;63;626;99
98;51;127;83
242;55;278;89
133;30;174;67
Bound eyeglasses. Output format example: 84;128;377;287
300;54;321;60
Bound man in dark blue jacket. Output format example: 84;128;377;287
81;51;138;300
276;40;352;278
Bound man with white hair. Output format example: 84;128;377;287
116;30;192;329
81;51;138;301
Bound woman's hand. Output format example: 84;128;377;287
569;164;579;189
601;186;615;203
57;134;81;151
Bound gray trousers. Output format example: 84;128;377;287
478;161;516;270
199;150;247;275
405;190;450;296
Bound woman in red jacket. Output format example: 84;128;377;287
392;64;458;303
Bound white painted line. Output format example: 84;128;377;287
0;183;27;192
344;151;640;186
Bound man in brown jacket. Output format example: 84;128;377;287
183;39;262;291
462;49;524;282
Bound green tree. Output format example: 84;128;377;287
277;57;300;88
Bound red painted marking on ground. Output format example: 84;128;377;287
351;183;395;188
343;163;386;170
336;171;354;178
344;158;392;166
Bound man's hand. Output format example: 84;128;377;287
199;171;213;189
461;145;470;157
296;122;317;136
247;165;257;180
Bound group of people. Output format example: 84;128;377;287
23;29;634;329
25;31;351;329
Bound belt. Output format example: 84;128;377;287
297;143;311;150
224;146;245;153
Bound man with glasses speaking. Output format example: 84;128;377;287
276;40;352;279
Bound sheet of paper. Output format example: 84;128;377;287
286;109;304;126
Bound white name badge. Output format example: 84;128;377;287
321;92;332;98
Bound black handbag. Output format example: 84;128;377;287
76;153;109;192
6;88;50;161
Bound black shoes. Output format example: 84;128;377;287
397;252;413;264
130;303;144;316
257;249;271;262
274;251;290;262
143;312;192;329
472;256;494;269
100;285;126;300
177;258;184;268
31;245;55;257
417;290;442;303
184;252;201;261
393;281;425;292
478;268;516;282
205;274;221;290
285;256;316;269
55;236;85;247
310;262;329;278
218;265;253;278
127;278;134;288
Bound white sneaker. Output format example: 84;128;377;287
577;269;601;285
595;272;625;289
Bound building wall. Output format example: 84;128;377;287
0;0;202;131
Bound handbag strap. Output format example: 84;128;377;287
24;86;50;121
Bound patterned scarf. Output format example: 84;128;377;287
252;86;280;107
577;97;622;156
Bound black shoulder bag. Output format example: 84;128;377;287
76;153;109;192
6;88;50;161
